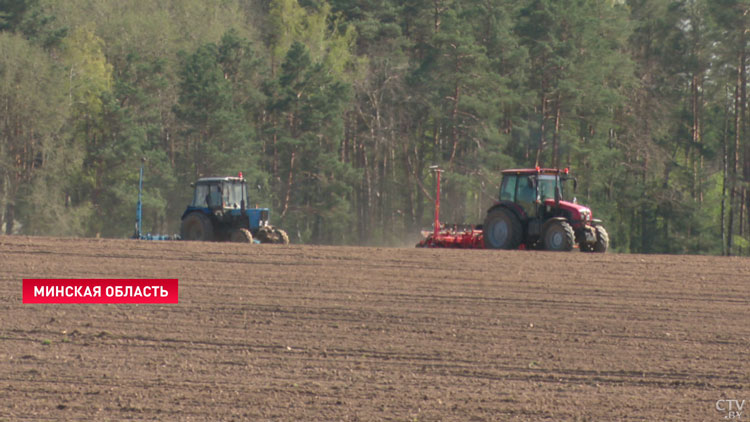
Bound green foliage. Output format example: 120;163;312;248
174;30;261;179
62;25;112;122
266;41;355;243
0;32;70;234
0;0;747;254
0;0;67;47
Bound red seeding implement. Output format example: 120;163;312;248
416;167;484;249
417;166;608;252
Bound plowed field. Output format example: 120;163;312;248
1;236;749;421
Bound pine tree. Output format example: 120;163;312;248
174;31;261;181
266;41;354;243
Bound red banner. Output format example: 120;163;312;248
22;279;179;304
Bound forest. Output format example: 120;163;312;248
0;0;748;254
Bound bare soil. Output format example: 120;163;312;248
1;235;749;421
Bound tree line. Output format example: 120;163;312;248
0;0;748;254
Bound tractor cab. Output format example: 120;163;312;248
499;169;577;219
180;175;288;244
191;177;248;211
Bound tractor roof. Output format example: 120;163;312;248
502;168;569;175
195;177;245;184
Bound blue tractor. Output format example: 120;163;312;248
180;175;289;244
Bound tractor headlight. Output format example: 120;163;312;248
580;209;591;221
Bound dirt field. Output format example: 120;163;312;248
1;236;749;421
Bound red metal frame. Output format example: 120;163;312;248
417;167;485;249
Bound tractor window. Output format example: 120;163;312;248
516;176;536;204
192;184;209;208
224;182;245;209
500;175;517;201
537;175;559;201
206;185;223;208
516;175;537;217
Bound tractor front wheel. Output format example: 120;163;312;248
592;225;609;253
230;228;253;243
274;228;290;245
255;226;289;244
543;220;575;252
483;208;522;249
181;212;214;241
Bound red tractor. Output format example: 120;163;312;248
417;167;608;252
483;168;608;252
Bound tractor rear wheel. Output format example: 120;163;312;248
593;225;609;253
230;228;253;243
543;220;575;251
181;212;214;241
483;208;522;249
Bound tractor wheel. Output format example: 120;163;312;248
255;226;272;243
229;228;253;243
483;208;522;249
180;212;214;241
273;228;290;245
543;220;575;252
593;225;609;253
